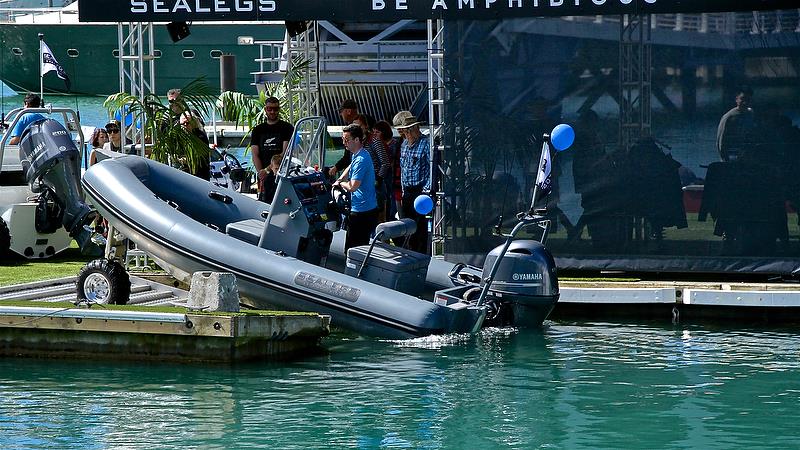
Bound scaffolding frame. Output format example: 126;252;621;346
619;13;652;152
116;22;155;153
427;19;446;255
280;23;320;122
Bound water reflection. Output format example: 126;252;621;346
1;323;799;449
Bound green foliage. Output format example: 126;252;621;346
103;78;217;172
215;56;311;148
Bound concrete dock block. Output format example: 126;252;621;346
188;271;240;312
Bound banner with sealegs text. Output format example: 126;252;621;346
78;0;797;23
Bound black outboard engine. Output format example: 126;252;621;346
19;119;97;252
480;240;559;328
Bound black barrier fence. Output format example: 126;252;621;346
441;11;800;275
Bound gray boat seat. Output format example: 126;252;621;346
346;242;431;297
374;218;417;241
226;218;264;245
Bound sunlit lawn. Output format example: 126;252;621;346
0;242;93;287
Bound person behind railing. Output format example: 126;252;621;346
179;110;211;180
393;110;430;255
329;98;374;179
249;96;293;201
717;87;755;162
8;93;46;145
88;127;109;165
374;120;401;220
102;120;122;153
353;114;390;223
260;154;282;204
333;124;378;252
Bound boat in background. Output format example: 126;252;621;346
0;0;284;95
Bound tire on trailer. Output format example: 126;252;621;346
77;258;131;305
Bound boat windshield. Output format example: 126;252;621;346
279;116;327;178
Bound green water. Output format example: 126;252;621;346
1;322;798;449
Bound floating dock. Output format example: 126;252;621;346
0;277;330;362
556;280;800;323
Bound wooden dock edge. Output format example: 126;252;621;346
0;306;331;363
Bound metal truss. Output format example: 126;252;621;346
619;13;652;152
282;23;320;122
427;19;446;256
116;22;155;153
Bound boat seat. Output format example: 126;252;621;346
226;218;264;245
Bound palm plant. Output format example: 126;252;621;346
216;57;311;141
103;78;217;172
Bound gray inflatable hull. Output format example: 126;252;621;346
82;156;485;339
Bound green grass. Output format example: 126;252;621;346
0;243;93;287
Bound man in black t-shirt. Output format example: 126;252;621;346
249;97;294;199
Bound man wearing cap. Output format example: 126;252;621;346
393;110;430;254
8;93;46;145
250;97;294;202
333;123;378;251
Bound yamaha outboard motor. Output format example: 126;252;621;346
480;240;559;328
19;119;97;252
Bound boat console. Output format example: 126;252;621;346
260;118;340;265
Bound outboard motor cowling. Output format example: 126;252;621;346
19;119;97;251
481;240;559;328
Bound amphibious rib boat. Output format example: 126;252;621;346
80;117;560;338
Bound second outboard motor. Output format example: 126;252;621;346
19;119;97;252
480;240;559;328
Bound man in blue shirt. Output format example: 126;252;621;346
9;93;47;145
393;110;430;254
333;123;378;252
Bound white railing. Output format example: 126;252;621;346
569;10;800;35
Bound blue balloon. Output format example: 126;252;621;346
414;195;434;215
550;123;575;151
114;106;136;128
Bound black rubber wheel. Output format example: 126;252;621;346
0;217;10;260
77;259;131;305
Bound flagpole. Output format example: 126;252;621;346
38;33;44;102
529;136;550;213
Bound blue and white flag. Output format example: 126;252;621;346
534;141;553;195
41;40;71;91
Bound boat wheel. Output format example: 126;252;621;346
0;217;10;259
77;259;131;305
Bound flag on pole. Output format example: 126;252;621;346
41;40;71;91
534;141;553;195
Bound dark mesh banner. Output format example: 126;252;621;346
441;12;800;275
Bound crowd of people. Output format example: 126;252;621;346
249;97;431;255
7;90;430;255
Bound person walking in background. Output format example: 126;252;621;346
88;127;109;165
393;110;430;254
334;124;378;252
8;93;46;145
249;97;294;202
717;87;755;162
374;120;400;220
